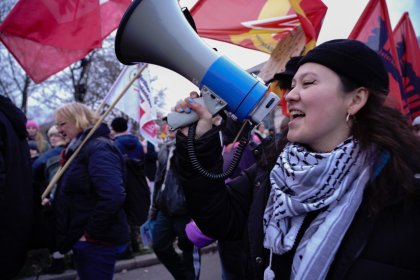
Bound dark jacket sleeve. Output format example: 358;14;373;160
84;140;126;239
176;128;255;240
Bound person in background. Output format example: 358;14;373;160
268;128;276;138
52;102;128;279
26;119;50;153
266;56;302;144
110;116;145;258
33;125;68;195
110;117;145;162
28;140;40;164
278;117;290;139
412;116;420;138
32;125;68;274
175;39;420;279
251;122;267;144
149;126;201;280
0;96;33;279
144;139;158;195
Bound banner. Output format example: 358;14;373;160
0;0;131;83
104;64;158;146
348;0;406;115
393;12;420;120
190;0;327;54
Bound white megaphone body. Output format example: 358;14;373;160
115;0;280;130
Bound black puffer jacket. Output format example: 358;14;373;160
176;128;420;280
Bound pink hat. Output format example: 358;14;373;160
185;221;215;248
26;120;39;129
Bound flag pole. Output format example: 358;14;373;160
42;63;148;199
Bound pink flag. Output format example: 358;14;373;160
0;0;130;83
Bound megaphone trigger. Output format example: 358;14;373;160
166;86;227;130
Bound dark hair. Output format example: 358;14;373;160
277;79;293;91
339;74;420;213
28;140;39;152
111;117;128;132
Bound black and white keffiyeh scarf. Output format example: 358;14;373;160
263;137;376;280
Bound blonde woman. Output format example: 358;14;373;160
52;102;128;279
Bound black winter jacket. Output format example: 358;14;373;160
0;96;33;279
176;128;420;280
53;124;128;253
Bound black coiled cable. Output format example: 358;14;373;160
187;122;250;180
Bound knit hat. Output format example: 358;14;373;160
111;117;128;132
298;39;389;94
26;120;40;129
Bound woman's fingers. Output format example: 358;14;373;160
185;96;212;120
176;91;213;138
174;92;199;114
174;99;187;113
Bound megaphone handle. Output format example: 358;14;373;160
167;98;203;130
167;89;227;130
167;108;200;130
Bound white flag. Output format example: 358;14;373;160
137;66;158;147
104;64;142;121
105;63;158;146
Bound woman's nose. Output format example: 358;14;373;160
285;87;298;102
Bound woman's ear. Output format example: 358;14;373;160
347;87;369;115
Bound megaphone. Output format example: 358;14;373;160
115;0;280;130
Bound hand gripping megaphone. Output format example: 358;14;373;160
115;0;280;130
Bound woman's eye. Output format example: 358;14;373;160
303;80;315;86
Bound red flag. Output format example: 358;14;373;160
393;12;420;120
348;0;406;115
0;0;131;83
190;0;327;54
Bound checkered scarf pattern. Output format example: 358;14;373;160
263;137;375;280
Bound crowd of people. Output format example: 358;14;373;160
1;38;420;280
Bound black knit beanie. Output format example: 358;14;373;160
111;117;128;132
298;39;389;94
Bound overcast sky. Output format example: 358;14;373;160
151;0;420;113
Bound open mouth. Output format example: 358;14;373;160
290;109;305;120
